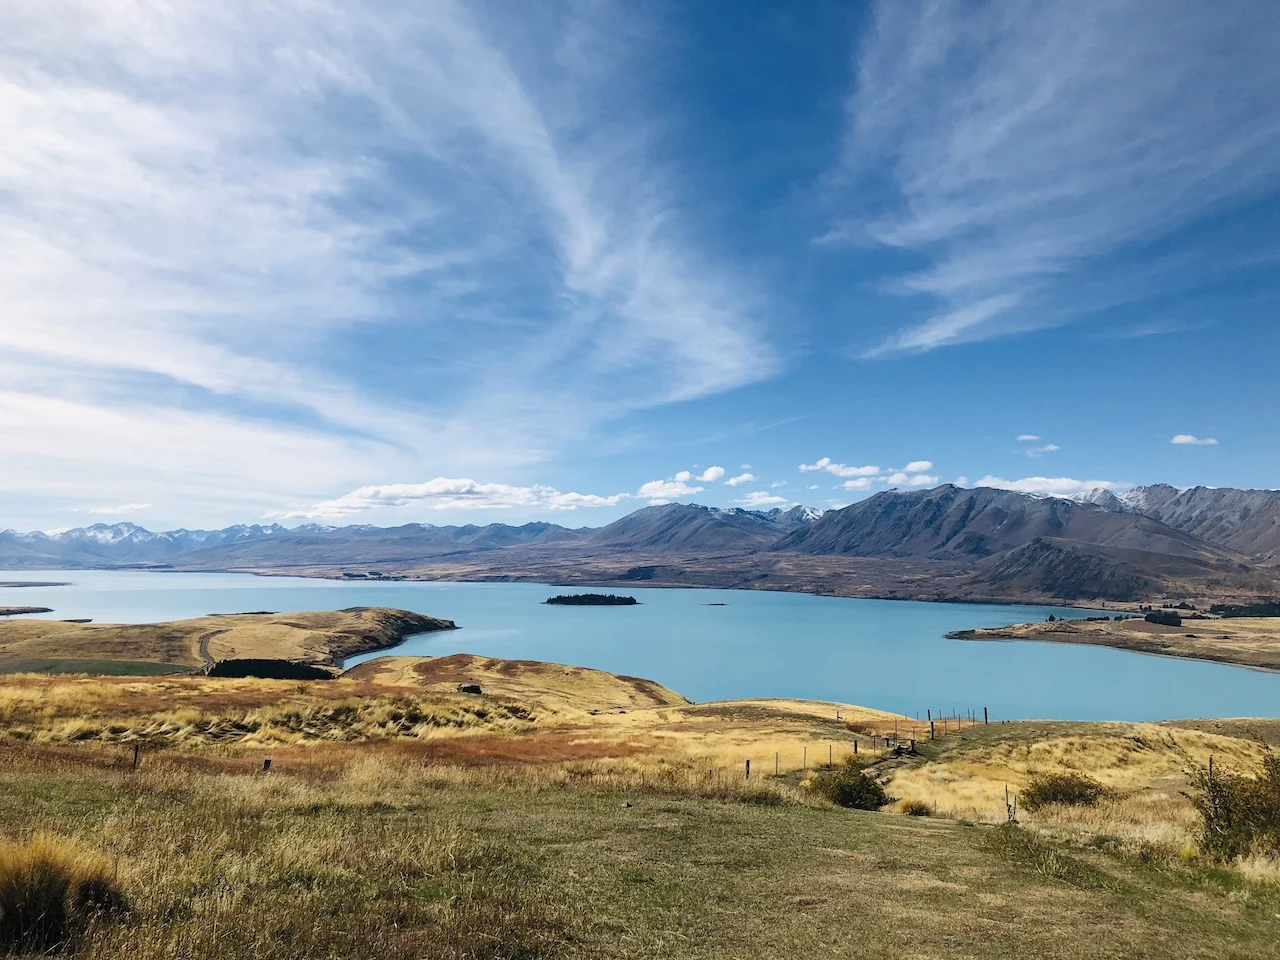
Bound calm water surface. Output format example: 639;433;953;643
3;570;1278;721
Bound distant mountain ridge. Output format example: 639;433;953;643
3;484;1279;604
0;504;827;569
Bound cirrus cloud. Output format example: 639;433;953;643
1171;434;1218;446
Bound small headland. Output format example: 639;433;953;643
0;606;454;676
545;593;638;606
948;608;1280;671
0;606;53;616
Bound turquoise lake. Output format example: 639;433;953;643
3;569;1278;721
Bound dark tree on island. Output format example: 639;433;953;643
545;593;638;606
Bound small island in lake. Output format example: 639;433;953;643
545;593;638;606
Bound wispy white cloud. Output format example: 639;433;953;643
86;503;152;516
1025;443;1060;458
837;0;1280;356
1171;434;1219;446
0;1;777;525
724;472;755;487
733;491;790;508
1016;435;1041;442
273;478;627;520
977;475;1124;496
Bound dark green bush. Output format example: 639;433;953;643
1020;772;1107;811
812;759;888;810
1144;610;1182;627
1186;748;1280;861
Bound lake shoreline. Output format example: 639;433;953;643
949;618;1280;673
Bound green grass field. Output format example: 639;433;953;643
3;743;1278;960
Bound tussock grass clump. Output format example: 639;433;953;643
1021;772;1107;812
812;758;888;810
987;825;1116;890
900;799;932;817
1187;748;1280;862
0;832;127;953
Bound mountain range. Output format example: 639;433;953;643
3;488;1278;604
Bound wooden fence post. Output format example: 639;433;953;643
775;752;779;776
930;720;935;740
745;759;750;780
984;707;988;725
132;743;140;772
262;758;272;773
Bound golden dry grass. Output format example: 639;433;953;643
0;607;450;671
881;721;1278;874
344;653;689;715
953;615;1280;671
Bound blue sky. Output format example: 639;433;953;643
2;0;1278;531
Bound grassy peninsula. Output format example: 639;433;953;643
948;614;1280;671
0;607;453;676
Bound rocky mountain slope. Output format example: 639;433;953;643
774;485;1231;562
1117;485;1280;563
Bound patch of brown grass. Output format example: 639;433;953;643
0;832;127;953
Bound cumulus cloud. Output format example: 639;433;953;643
637;475;705;504
725;472;755;486
901;460;933;473
977;475;1123;496
1171;434;1218;446
799;457;880;477
86;503;152;516
695;466;726;482
841;477;874;491
733;491;790;508
885;472;939;487
272;478;626;520
1016;435;1041;442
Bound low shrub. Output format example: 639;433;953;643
1186;748;1280;861
812;759;888;810
0;833;127;953
900;799;932;817
1144;610;1182;627
1020;772;1107;811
